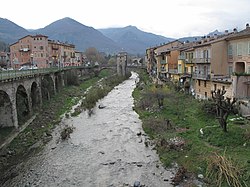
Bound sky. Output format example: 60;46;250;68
1;0;249;39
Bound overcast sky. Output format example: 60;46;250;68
1;0;249;38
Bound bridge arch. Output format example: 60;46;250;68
0;90;14;127
55;72;64;93
41;75;55;101
31;82;41;112
16;85;30;126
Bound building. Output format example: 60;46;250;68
145;47;157;77
226;25;250;100
10;35;77;69
154;41;183;80
10;35;49;68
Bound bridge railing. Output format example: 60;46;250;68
0;65;101;81
0;64;146;81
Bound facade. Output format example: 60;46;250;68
226;25;250;99
10;35;49;68
154;41;183;80
145;47;157;76
10;35;77;69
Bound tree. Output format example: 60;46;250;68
211;89;237;132
85;47;108;65
108;57;116;65
151;82;169;109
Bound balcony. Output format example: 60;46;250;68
192;73;210;80
160;60;166;65
185;59;194;64
168;69;178;74
52;45;59;50
178;55;185;60
19;48;30;52
160;67;167;73
194;58;211;64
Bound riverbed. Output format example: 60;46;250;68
6;72;174;187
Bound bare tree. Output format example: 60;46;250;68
211;89;237;132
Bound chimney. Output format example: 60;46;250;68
233;28;238;33
225;30;229;34
246;23;249;29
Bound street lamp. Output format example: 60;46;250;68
30;53;34;67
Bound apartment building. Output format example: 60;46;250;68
10;35;49;68
10;35;78;69
226;24;250;99
154;40;183;80
145;47;157;76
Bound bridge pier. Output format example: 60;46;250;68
117;52;127;76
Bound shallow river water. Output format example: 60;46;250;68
7;72;175;187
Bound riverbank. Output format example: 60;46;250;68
133;70;250;186
0;69;129;185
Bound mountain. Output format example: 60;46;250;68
99;26;175;54
207;29;223;36
32;17;122;53
0;17;176;54
0;18;30;44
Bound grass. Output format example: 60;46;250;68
0;127;15;143
133;71;250;186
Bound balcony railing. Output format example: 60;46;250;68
160;60;166;64
168;69;178;74
19;48;30;52
192;73;210;80
185;59;194;64
178;55;185;60
194;58;211;63
52;46;59;50
160;67;167;73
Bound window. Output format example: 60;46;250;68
248;42;250;54
198;80;201;86
204;81;207;87
40;46;44;50
222;86;225;90
237;43;243;56
229;66;233;75
214;84;217;90
248;66;250;73
41;53;43;57
228;44;233;56
205;92;207;98
178;64;182;73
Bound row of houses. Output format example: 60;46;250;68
8;34;86;69
145;24;250;115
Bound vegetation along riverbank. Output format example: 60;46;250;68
0;69;130;185
133;70;250;186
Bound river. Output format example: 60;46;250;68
6;72;174;187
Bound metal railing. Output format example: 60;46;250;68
192;73;210;80
0;66;91;81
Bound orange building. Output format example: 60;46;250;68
10;35;49;68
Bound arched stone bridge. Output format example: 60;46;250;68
0;65;146;128
0;67;96;128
